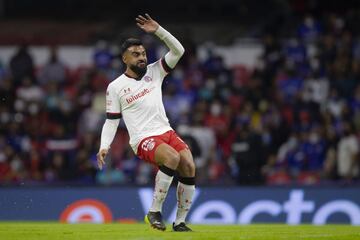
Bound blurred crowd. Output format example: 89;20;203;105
1;12;360;186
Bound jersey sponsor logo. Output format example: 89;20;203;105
126;88;151;104
144;76;152;82
141;138;156;151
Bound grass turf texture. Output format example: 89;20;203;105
0;223;359;240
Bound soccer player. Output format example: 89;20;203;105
97;14;195;232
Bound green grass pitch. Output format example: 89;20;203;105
0;222;359;240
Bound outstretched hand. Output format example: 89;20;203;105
136;13;159;33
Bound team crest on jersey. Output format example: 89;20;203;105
144;76;152;82
141;138;155;151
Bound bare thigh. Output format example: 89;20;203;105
154;143;180;169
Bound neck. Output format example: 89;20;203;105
125;68;141;80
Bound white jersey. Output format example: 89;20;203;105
106;59;172;153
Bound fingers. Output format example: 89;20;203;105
145;13;152;20
98;158;105;170
136;14;152;24
97;152;106;170
136;23;145;29
136;17;145;25
97;158;103;170
135;13;156;32
137;15;147;22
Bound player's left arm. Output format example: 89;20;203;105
136;14;185;72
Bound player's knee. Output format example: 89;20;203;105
165;150;180;167
182;159;196;176
188;160;196;175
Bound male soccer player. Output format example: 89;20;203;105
97;14;195;232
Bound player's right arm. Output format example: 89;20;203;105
97;84;121;170
136;14;185;73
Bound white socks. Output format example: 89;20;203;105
175;182;195;225
149;167;195;226
149;169;173;212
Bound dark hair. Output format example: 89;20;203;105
120;38;143;56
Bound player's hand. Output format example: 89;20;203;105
96;149;108;170
135;13;159;33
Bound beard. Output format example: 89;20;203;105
129;61;147;78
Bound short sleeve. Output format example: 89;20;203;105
106;84;122;119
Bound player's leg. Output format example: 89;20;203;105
142;140;180;231
176;148;195;177
167;131;196;231
149;143;180;213
173;148;196;231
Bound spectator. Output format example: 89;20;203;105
9;44;34;86
230;124;265;185
337;121;359;180
297;15;322;42
15;77;44;115
38;46;67;85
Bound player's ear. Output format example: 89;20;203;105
122;53;127;64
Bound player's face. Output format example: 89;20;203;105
123;45;148;76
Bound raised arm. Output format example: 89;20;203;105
136;14;185;69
